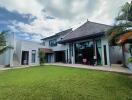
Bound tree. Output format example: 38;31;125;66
38;50;45;65
0;31;12;55
107;1;132;67
128;45;132;63
116;1;132;21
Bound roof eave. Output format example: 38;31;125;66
58;32;105;44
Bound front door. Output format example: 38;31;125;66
21;51;29;65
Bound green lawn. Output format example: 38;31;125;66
0;65;132;100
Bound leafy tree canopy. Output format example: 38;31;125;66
0;31;13;55
107;1;132;45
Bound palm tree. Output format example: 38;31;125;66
107;1;132;67
116;1;132;21
0;31;12;55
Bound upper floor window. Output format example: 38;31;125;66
42;41;45;46
49;39;57;47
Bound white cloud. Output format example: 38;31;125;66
0;0;43;17
0;0;131;39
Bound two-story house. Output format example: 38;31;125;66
42;20;123;67
0;20;125;70
41;29;72;63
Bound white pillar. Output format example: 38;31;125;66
67;43;70;63
94;40;97;65
101;37;110;67
72;43;75;64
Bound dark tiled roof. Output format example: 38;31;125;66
41;28;72;40
59;21;111;43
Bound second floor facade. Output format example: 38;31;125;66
41;29;72;51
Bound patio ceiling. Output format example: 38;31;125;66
116;31;132;44
39;48;53;53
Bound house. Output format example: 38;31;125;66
41;21;111;66
41;29;72;63
14;39;44;66
42;20;124;67
0;20;128;69
58;20;111;66
0;33;45;67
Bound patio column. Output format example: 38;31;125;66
93;39;97;65
72;43;75;64
67;43;70;63
65;43;69;63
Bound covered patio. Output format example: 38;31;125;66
39;48;54;63
59;21;111;66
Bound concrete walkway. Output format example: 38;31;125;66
0;65;30;71
46;63;132;75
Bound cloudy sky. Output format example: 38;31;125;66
0;0;131;41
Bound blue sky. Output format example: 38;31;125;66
0;0;131;41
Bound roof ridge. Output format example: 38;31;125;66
41;28;72;40
86;20;112;27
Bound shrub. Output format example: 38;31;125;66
128;57;132;63
38;50;45;65
128;45;132;63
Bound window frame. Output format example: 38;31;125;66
31;50;36;63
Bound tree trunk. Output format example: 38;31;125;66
122;44;127;67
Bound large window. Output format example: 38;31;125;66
103;45;107;65
49;39;57;47
75;41;94;64
32;50;36;63
95;39;102;65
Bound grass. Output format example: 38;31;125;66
0;65;132;100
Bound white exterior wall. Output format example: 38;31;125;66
15;40;22;65
124;44;132;71
0;50;11;66
0;33;14;66
101;37;110;66
17;40;44;66
109;46;123;64
0;52;5;65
